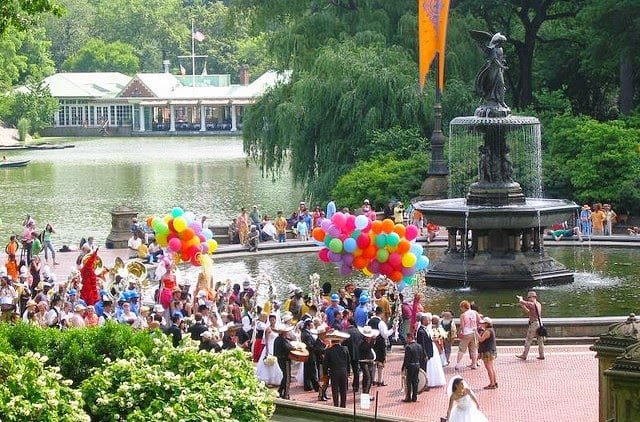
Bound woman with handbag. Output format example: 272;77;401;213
515;291;545;360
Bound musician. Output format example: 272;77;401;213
313;326;330;401
357;325;378;399
374;285;391;322
368;306;394;387
273;324;296;400
301;319;320;392
402;331;424;402
323;331;351;408
343;317;363;392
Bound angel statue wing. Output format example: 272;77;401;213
469;30;493;56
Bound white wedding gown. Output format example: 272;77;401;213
449;394;489;422
426;338;447;387
255;330;283;386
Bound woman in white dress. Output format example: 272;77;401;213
446;376;489;422
255;314;283;386
425;315;446;387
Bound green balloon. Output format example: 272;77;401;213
329;238;343;253
387;232;400;247
376;248;389;263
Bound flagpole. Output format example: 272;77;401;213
191;19;196;88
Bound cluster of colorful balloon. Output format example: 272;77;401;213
312;213;429;286
147;207;218;266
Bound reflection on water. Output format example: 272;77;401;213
0;137;298;245
178;246;639;318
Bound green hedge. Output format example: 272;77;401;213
0;322;275;421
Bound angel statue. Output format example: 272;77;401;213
470;30;510;117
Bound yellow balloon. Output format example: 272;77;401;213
207;239;218;253
362;267;372;277
163;214;172;223
155;233;168;247
173;216;187;232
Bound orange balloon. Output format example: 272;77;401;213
393;224;406;238
397;239;411;254
353;256;368;270
390;270;403;282
363;245;377;259
381;219;395;234
312;227;325;242
146;216;154;228
371;220;383;234
352;248;363;257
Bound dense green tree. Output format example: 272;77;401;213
455;0;587;109
0;0;63;35
0;26;54;90
0;82;59;134
577;0;640;115
40;0;96;68
62;39;140;74
543;115;640;213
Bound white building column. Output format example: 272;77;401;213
54;108;60;126
94;107;98;127
169;104;176;132
139;104;145;132
200;105;206;132
230;104;237;132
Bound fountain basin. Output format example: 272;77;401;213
414;197;579;230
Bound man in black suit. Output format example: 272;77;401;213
164;313;183;347
273;325;295;400
416;313;434;373
323;331;351;408
188;312;208;341
402;331;424;402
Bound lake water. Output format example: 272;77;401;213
0;136;299;246
3;136;638;318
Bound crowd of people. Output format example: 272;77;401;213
227;199;440;251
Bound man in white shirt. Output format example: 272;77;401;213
127;232;142;259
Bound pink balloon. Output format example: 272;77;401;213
332;212;347;228
168;237;182;252
344;215;356;232
319;248;330;262
388;252;402;269
379;263;393;276
405;225;419;241
356;233;371;249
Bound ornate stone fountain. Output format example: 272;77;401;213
413;31;579;288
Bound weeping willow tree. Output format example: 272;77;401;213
243;38;429;200
238;1;497;200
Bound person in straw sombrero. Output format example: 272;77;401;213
273;323;296;400
323;330;351;408
357;325;379;400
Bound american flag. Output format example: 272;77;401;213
193;29;205;42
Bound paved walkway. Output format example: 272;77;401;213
284;344;597;422
41;243;600;422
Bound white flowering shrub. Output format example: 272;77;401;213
80;337;275;421
0;351;91;421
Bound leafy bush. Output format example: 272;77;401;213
81;337;275;421
17;117;30;141
332;153;430;210
0;351;91;421
0;322;156;385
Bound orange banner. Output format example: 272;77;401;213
418;0;451;93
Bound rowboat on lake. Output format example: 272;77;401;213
0;159;30;168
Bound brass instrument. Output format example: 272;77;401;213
103;257;148;301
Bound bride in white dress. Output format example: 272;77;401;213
425;315;446;387
446;376;489;422
255;314;283;386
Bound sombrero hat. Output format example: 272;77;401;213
273;324;295;333
358;325;379;338
326;330;350;340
